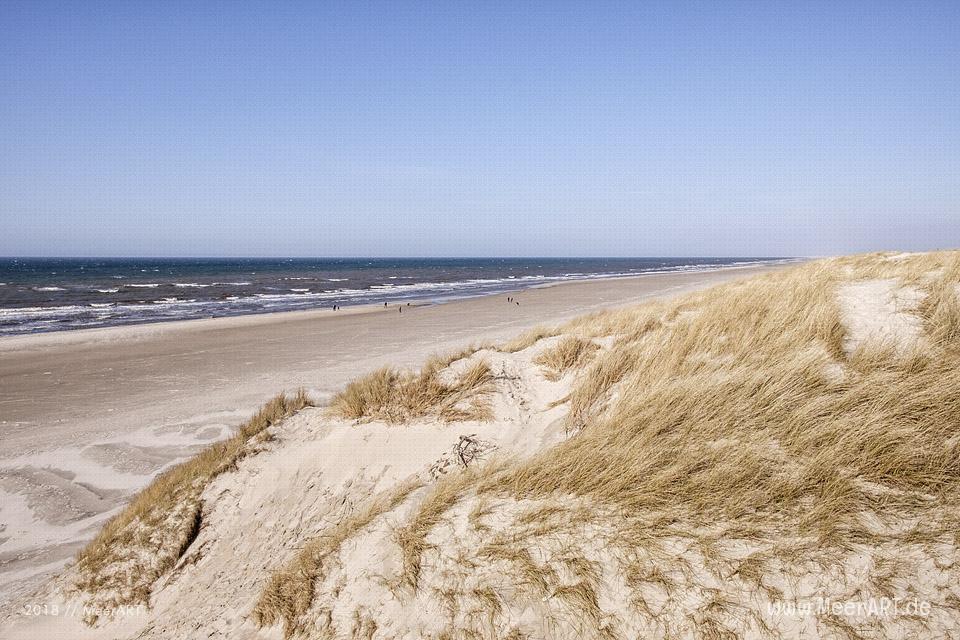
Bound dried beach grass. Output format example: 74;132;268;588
533;336;600;381
74;389;311;617
254;478;422;636
500;326;560;353
329;358;494;423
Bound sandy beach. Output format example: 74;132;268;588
0;264;777;611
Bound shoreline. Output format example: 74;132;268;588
0;260;797;351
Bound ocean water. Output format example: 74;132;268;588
0;257;789;335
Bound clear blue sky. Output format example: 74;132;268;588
1;1;957;257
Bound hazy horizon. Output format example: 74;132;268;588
2;2;958;257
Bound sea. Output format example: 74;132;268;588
0;257;792;336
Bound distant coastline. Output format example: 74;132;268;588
0;257;797;336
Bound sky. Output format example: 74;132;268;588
1;1;958;257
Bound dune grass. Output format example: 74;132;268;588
393;467;488;591
74;389;311;617
473;258;958;542
329;357;494;423
305;251;960;636
533;335;600;381
254;478;423;636
920;254;960;347
500;325;560;353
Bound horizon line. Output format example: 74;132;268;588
0;254;804;260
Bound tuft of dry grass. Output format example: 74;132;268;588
74;389;311;618
393;469;481;590
920;254;960;347
566;343;636;429
552;581;603;629
254;478;422;636
329;358;494;423
500;326;560;353
533;336;601;381
478;542;556;597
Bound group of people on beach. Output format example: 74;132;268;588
330;297;521;313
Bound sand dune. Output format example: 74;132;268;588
0;266;770;618
6;253;960;639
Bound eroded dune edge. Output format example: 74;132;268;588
9;251;960;639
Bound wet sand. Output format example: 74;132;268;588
0;264;779;608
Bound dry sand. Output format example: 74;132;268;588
0;265;778;614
